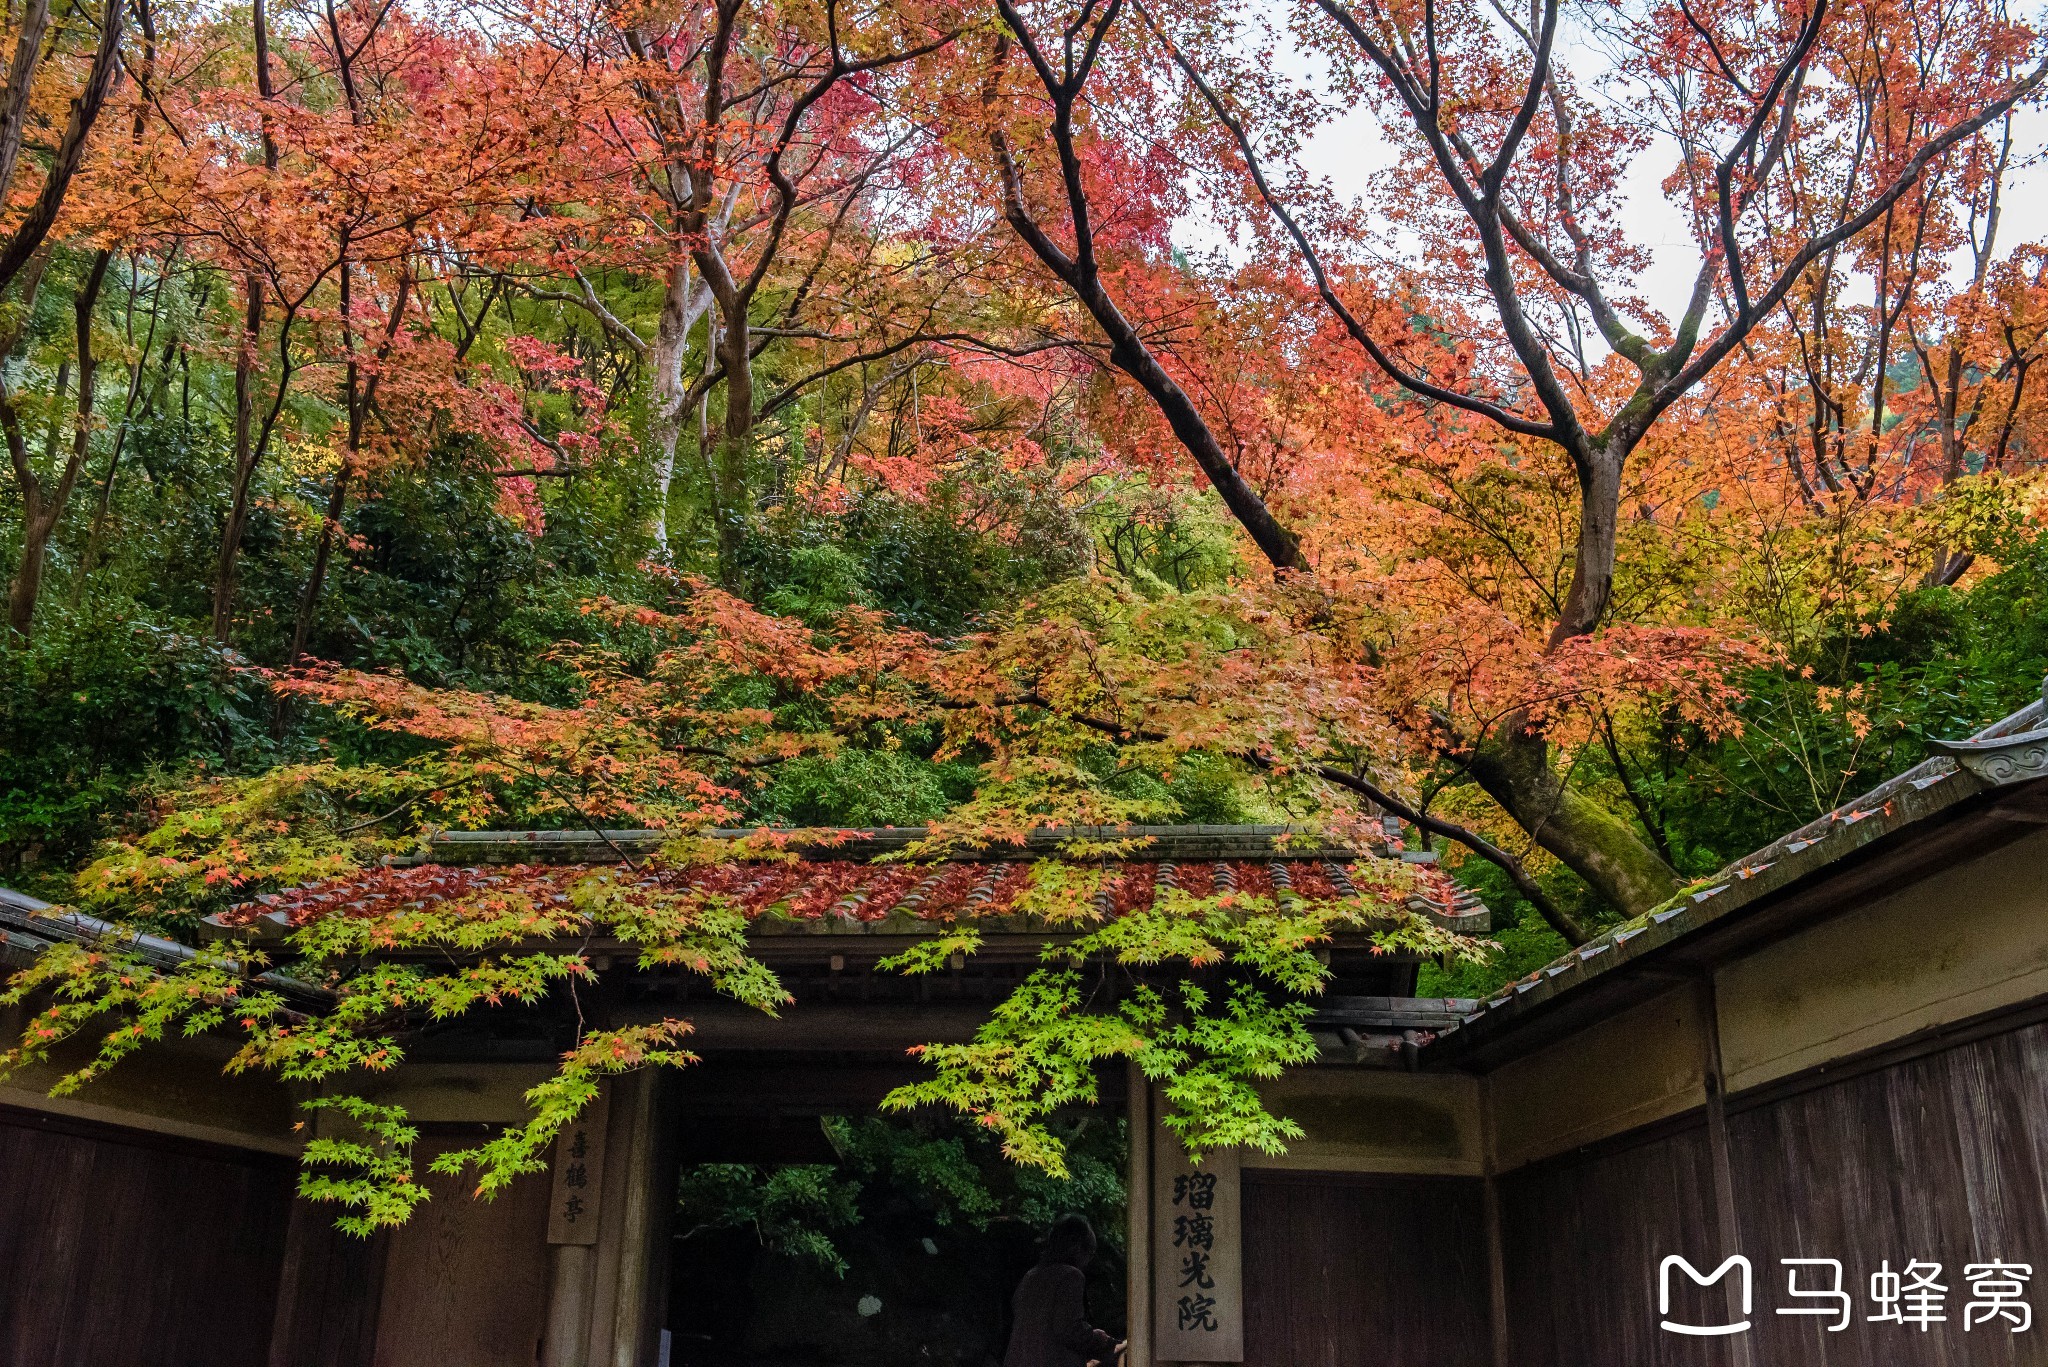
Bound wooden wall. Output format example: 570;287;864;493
268;1196;389;1367
367;1134;552;1367
0;1108;569;1367
0;1106;296;1367
1499;1122;1720;1366
1500;1011;2048;1366
1240;1170;1492;1367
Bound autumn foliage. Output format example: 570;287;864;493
2;0;2047;1224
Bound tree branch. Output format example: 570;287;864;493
1014;690;1585;943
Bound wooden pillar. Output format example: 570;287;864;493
541;1245;600;1367
1478;1080;1511;1367
1696;973;1755;1367
541;1073;670;1367
602;1070;667;1367
1148;1095;1243;1365
1126;1061;1152;1367
541;1076;610;1367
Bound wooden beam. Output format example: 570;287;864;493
670;1060;932;1115
1696;974;1755;1367
632;1000;991;1052
1479;1088;1511;1367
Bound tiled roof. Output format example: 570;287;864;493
413;823;1377;865
207;826;1490;942
1427;683;2048;1059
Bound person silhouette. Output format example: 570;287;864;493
1002;1214;1126;1367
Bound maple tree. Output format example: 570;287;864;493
502;0;1021;584
0;0;126;635
0;0;644;650
939;0;2048;919
145;0;617;644
5;0;2048;1231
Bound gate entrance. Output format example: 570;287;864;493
665;1105;1128;1366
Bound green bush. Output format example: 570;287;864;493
0;603;268;869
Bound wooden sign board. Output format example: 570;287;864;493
1152;1127;1243;1362
546;1085;610;1245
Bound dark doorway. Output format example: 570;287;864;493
664;1112;1128;1367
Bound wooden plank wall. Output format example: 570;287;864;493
368;1134;552;1367
1240;1170;1492;1366
1499;1123;1721;1365
0;1108;295;1367
1500;1015;2048;1366
268;1198;389;1367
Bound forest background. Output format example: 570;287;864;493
2;0;2048;1256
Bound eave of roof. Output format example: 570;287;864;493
0;886;334;1006
1423;688;2048;1071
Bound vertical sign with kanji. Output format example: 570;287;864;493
1153;1125;1243;1361
546;1084;610;1245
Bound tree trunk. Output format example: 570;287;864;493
645;261;709;560
681;226;757;593
286;464;347;667
710;304;752;590
287;253;412;668
7;505;55;635
1549;449;1622;646
1481;440;1683;919
6;249;110;636
212;274;266;643
1465;721;1681;920
1103;327;1308;574
212;0;280;645
0;0;121;297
